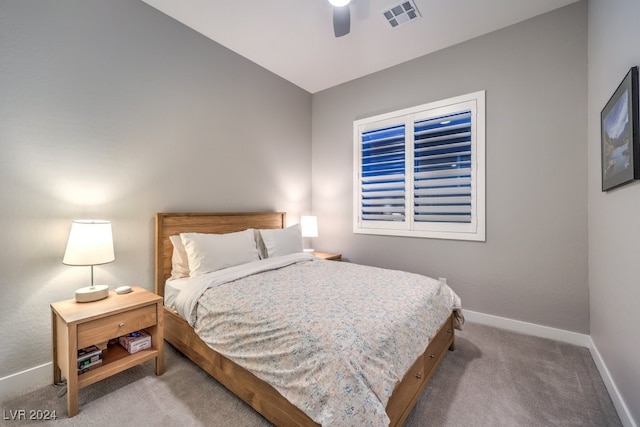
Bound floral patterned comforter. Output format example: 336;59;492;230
174;253;462;426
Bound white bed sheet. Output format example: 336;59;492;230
163;276;190;311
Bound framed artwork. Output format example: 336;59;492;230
601;66;640;191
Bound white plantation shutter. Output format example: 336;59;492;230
413;111;472;223
354;91;485;241
360;121;406;224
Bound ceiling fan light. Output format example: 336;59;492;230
328;0;351;7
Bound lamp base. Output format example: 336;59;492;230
75;285;110;303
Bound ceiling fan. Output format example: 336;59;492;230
328;0;352;37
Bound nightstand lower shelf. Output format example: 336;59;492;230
78;344;159;388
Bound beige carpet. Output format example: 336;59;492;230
1;322;621;426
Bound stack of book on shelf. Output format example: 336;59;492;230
77;345;102;373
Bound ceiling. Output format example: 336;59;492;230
141;0;579;94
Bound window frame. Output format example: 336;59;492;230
353;91;486;242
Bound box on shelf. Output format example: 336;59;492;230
78;359;102;373
77;345;103;372
118;330;151;354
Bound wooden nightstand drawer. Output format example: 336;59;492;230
77;304;156;349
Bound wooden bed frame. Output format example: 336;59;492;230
155;212;455;426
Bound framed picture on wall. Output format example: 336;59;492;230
601;66;640;191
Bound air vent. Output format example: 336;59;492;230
382;0;421;28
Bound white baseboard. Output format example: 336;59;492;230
463;310;592;346
588;339;637;427
464;310;636;427
0;362;52;399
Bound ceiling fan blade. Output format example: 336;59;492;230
333;5;350;37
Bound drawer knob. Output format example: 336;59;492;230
429;354;436;359
119;322;125;327
415;373;422;379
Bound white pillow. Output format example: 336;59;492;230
259;224;303;258
180;229;260;276
169;235;190;279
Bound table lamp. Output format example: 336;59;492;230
300;215;318;253
63;220;115;303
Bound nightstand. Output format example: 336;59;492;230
51;286;163;417
312;251;342;261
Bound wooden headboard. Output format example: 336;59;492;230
155;212;286;297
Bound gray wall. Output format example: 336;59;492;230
0;1;311;379
588;0;640;421
312;3;589;333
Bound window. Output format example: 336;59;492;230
353;91;485;241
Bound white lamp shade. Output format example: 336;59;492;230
300;216;319;238
329;0;351;6
63;220;115;266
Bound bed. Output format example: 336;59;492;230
155;212;460;426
